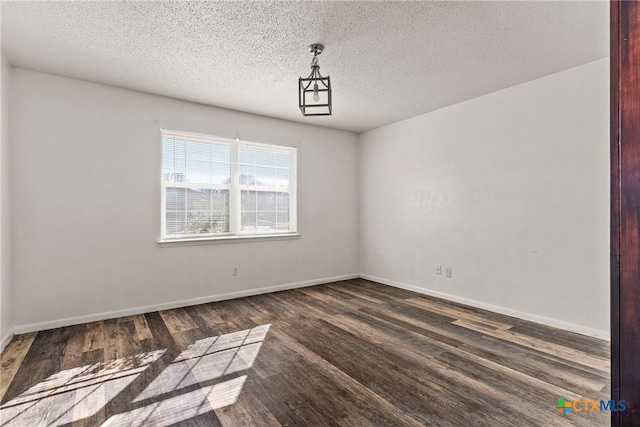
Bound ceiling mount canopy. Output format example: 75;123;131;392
299;43;332;116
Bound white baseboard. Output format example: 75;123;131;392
9;272;609;341
0;329;13;353
359;273;610;340
12;273;359;335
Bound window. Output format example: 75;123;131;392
161;130;297;241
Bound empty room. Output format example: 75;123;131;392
1;1;634;426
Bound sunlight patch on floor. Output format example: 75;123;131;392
135;324;269;402
102;375;247;427
0;324;270;426
0;350;166;427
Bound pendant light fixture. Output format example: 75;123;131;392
299;44;332;116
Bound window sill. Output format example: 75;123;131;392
157;233;300;247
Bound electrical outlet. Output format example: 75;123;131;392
445;268;452;278
436;265;442;275
232;266;239;276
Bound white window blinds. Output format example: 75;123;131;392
161;130;297;241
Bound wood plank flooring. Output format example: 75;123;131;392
0;279;610;426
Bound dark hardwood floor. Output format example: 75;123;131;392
0;279;610;426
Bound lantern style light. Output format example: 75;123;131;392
299;44;332;116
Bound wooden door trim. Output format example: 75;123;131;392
611;0;640;425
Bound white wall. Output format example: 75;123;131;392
359;59;610;338
11;69;359;331
8;59;610;338
1;53;13;345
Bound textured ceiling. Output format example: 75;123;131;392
1;1;608;133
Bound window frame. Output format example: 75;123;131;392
160;129;298;243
